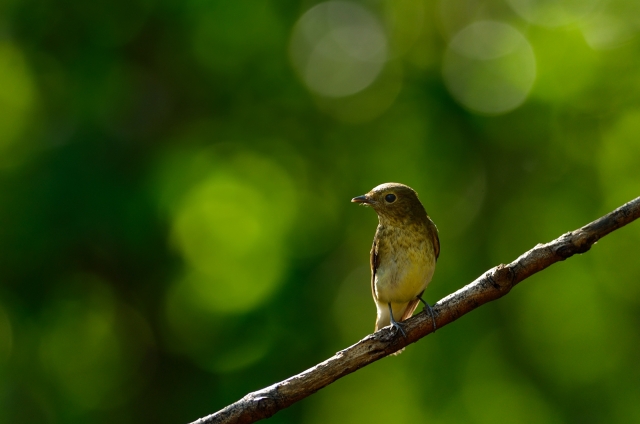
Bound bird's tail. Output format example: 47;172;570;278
400;298;421;321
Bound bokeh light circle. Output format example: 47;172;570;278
507;0;601;27
169;152;297;315
580;1;640;50
289;1;388;97
443;21;536;115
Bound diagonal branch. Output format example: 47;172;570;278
190;196;640;424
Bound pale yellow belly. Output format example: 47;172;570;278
374;246;435;304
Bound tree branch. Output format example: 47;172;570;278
190;196;640;424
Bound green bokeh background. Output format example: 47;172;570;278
1;0;640;423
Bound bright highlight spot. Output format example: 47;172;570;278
289;1;388;97
312;61;403;123
169;152;296;314
506;0;601;27
443;21;536;115
581;1;640;50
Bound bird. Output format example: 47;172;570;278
352;182;439;339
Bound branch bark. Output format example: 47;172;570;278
190;196;640;424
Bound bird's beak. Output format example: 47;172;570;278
351;195;371;204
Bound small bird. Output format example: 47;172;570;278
352;183;439;338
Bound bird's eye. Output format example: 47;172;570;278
385;193;396;203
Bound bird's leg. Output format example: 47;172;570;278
417;294;437;332
388;303;407;338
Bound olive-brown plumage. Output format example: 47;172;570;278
352;183;439;338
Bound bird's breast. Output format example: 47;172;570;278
373;225;436;304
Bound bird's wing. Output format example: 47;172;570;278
430;219;440;261
370;235;379;300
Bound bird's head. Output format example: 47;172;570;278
351;182;427;223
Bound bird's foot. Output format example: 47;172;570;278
388;303;407;338
417;295;437;332
390;320;407;338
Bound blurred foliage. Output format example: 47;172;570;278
1;0;640;423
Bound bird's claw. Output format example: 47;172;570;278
387;302;407;338
417;295;437;332
391;320;407;338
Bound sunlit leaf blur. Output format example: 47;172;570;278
2;0;639;422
